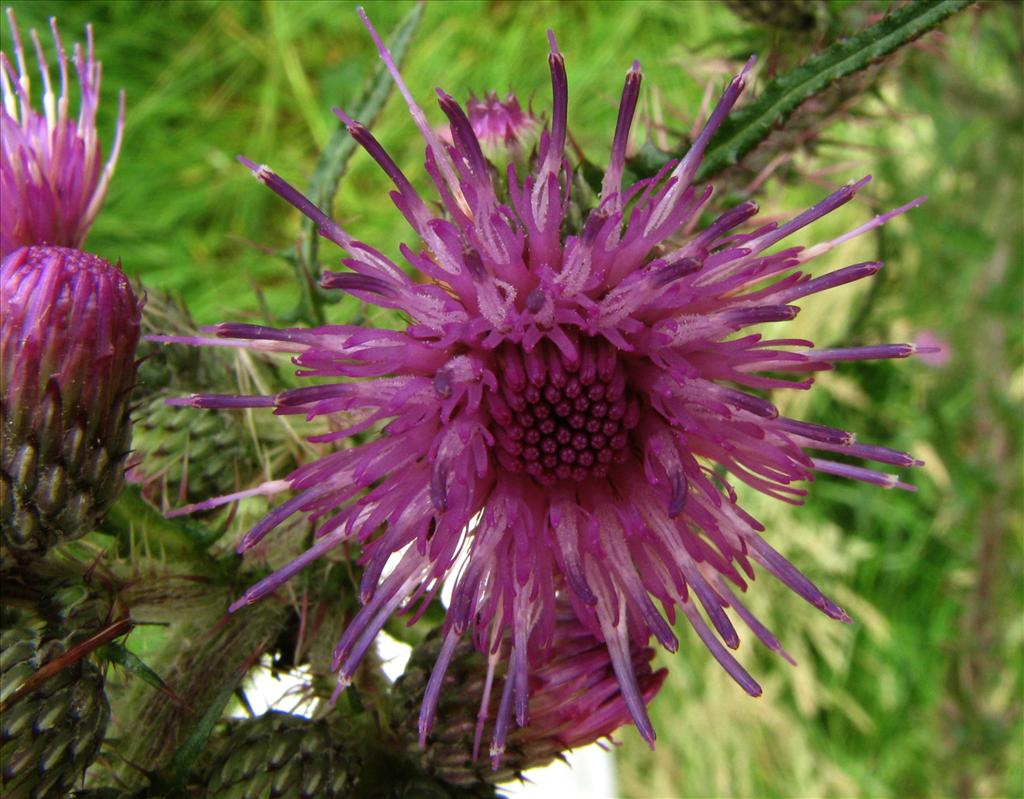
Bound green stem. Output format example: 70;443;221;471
290;3;425;326
628;0;975;183
695;0;974;180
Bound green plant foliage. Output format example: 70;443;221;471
294;2;425;325
95;642;170;698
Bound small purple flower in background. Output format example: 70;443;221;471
1;245;141;561
0;10;125;258
913;330;951;367
439;91;538;169
158;10;930;762
465;92;539;162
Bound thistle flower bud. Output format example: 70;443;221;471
438;92;538;170
69;791;135;799
69;791;136;799
1;623;110;798
133;288;206;392
468;93;538;159
391;610;667;788
1;245;142;562
200;712;356;799
129;395;263;510
128;289;267;510
0;11;125;258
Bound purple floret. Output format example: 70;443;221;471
1;10;125;257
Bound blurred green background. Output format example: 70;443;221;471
5;1;1020;797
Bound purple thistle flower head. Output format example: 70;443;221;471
0;10;126;258
161;10;930;761
2;245;141;560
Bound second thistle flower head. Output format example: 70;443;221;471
0;10;125;258
162;10;930;762
393;599;667;786
1;245;141;561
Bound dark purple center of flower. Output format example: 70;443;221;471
490;337;640;486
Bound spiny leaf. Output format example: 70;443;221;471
291;2;426;325
164;668;246;785
630;0;973;182
307;3;425;219
97;641;188;708
105;485;226;577
694;0;973;180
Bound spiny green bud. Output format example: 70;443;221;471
129;287;300;511
128;392;259;509
200;712;355;799
198;711;492;799
1;624;110;798
1;246;142;563
130;287;255;508
0;565;121;644
391;632;494;787
134;288;207;393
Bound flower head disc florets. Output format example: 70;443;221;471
492;337;639;485
160;10;931;763
0;10;125;258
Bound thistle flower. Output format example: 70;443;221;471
160;11;929;761
1;245;141;561
392;602;667;787
0;10;125;258
466;92;536;144
438;91;538;173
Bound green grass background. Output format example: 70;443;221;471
4;2;1020;797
